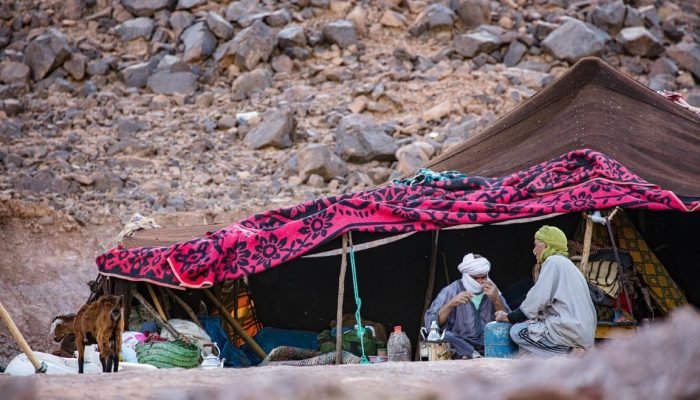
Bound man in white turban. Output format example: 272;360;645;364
424;253;509;359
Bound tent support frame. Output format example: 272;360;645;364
335;233;349;365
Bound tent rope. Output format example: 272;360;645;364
348;232;369;364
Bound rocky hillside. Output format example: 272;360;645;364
0;0;698;228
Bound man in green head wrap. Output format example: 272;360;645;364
495;225;596;357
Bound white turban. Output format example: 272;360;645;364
457;253;491;294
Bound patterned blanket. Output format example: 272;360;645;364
96;149;699;288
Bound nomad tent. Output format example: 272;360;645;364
95;58;699;357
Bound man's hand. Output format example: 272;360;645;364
448;292;473;308
483;280;499;300
494;310;509;322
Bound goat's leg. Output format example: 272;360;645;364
75;330;85;374
111;336;120;373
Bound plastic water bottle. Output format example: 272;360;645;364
387;325;411;362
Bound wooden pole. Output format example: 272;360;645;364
165;288;203;329
580;217;594;276
0;300;46;373
335;233;349;365
131;291;181;338
203;288;267;360
157;286;172;320
147;284;167;321
417;230;439;360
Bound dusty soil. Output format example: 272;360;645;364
0;359;517;400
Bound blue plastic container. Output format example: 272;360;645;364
484;321;518;358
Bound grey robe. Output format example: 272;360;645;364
424;280;510;357
519;254;597;349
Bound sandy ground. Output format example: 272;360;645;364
0;358;517;400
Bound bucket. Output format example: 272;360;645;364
484;321;518;358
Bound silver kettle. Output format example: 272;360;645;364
199;343;225;369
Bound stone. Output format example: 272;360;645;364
278;26;307;49
23;28;71;80
648;73;676;91
265;9;291;27
214;20;276;71
667;42;700;80
616;27;664;57
396;141;435;176
504;40;527;67
87;59;111;76
591;0;626;34
225;0;264;23
218;115;237;130
649;57;678;77
180;22;217;62
169;11;195;36
3;99;23;117
542;19;611;64
0;119;22;144
206;11;234;40
422;101;452;122
231;68;272;100
147;71;198;94
380;10;407;28
346;5;367;36
271;54;294;73
322;20;357;49
451;0;490;29
335;114;398;163
115;17;155;41
244;109;294;149
121;0;175;17
176;0;206;10
62;0;85;20
297;144;348;181
454;26;503;58
119;62;152;88
63;53;88;80
0;62;31;84
408;4;455;36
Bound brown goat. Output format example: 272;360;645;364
74;295;124;373
50;313;79;358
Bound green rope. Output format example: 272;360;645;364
348;232;369;364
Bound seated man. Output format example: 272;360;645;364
495;225;596;358
424;253;509;359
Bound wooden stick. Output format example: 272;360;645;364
157;286;172;320
147;284;167;321
417;230;439;360
0;300;46;373
203;288;267;360
165;288;203;329
131;291;181;338
335;233;349;365
580;217;594;276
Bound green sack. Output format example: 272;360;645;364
317;328;377;357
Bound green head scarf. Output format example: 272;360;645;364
534;225;569;263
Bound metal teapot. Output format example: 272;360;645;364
420;320;446;342
199;343;225;369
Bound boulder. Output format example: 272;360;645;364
62;0;85;20
667;42;700;80
231;68;272;100
278;26;307;49
335;114;398;163
23;28;71;80
0;62;31;84
504;40;527;67
322;20;357;49
115;17;155;41
121;0;175;17
591;0;626;34
244;109;294;149
297;144;348;181
616;27;664;57
649;57;678;78
181;22;217;62
176;0;206;10
451;0;490;29
408;4;455;36
454;25;503;58
265;9;291;27
542;19;610;64
396;142;436;176
119;62;152;88
147;71;198;94
63;53;88;80
214;20;276;71
206;11;233;40
169;11;195;36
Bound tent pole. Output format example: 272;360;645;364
131;291;181;338
417;230;439;360
335;233;349;365
147;284;167;321
157;286;172;320
580;215;594;276
203;288;267;360
165;288;203;329
0;300;47;373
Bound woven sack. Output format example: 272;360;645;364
135;339;201;369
